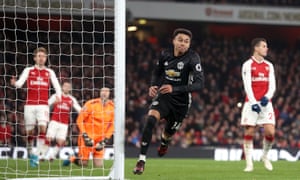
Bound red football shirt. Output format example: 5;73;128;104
242;56;276;104
49;94;81;124
15;66;61;105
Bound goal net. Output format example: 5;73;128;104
0;0;125;179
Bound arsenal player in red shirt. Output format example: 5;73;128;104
241;38;276;172
11;47;61;167
43;81;81;160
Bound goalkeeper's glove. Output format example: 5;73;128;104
260;96;269;107
82;133;93;147
251;104;261;114
95;138;109;151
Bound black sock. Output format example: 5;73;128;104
140;115;157;155
161;131;173;147
161;135;171;147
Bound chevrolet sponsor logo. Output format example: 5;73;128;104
165;69;180;77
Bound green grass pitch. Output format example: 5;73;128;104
0;159;299;180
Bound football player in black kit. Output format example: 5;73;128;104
133;28;204;175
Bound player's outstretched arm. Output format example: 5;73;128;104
71;96;82;113
12;68;30;88
48;94;58;106
265;63;276;99
241;61;257;104
104;102;114;140
49;70;62;100
77;102;93;146
95;102;114;151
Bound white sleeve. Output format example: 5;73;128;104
242;61;257;104
71;96;82;113
49;70;62;100
265;63;276;99
48;94;57;106
15;68;30;88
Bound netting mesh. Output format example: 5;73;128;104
0;0;115;179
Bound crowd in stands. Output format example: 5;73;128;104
132;0;300;7
1;19;300;150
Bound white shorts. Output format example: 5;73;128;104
46;120;68;141
241;102;275;126
24;105;49;131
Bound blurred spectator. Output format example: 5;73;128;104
1;15;300;150
0;113;12;146
130;0;300;7
125;34;300;149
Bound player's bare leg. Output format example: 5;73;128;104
133;109;160;175
26;128;40;167
26;129;35;155
261;124;275;171
93;158;104;168
50;139;65;161
36;124;48;160
243;126;255;172
43;137;63;161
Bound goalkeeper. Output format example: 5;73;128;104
63;87;114;167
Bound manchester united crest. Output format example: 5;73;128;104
177;62;184;70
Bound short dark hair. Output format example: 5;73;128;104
251;38;266;54
33;47;48;56
173;28;192;39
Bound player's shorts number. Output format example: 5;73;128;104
171;122;182;130
268;112;273;121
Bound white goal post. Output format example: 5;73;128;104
113;0;126;179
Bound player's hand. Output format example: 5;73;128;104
95;138;109;151
251;104;261;114
159;84;173;94
149;86;158;97
82;133;93;147
260;96;269;107
10;76;16;86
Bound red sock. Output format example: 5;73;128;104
243;135;253;141
28;135;36;145
45;139;50;146
38;132;46;141
265;135;274;142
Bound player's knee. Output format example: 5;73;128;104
244;126;255;135
56;140;65;146
38;125;47;133
264;125;275;137
27;129;34;136
148;110;160;120
80;160;89;167
93;159;104;168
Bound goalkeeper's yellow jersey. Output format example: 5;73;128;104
76;98;114;142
